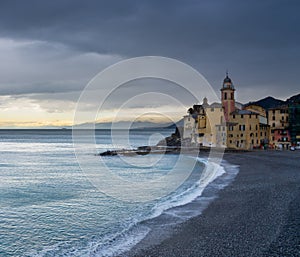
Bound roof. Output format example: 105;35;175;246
208;102;223;108
231;109;259;115
268;104;289;110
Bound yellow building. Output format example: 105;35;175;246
189;103;224;147
183;73;271;150
226;110;269;149
221;74;270;149
244;104;267;117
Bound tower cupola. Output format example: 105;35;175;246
222;72;234;90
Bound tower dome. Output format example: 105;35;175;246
222;72;234;89
223;75;232;83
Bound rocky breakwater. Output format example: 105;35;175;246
99;128;182;157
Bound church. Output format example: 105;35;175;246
183;73;270;150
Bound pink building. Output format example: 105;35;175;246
271;129;291;149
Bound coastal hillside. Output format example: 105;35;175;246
244;92;300;110
286;93;300;104
244;96;285;110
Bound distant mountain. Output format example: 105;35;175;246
166;118;184;129
244;96;285;110
244;93;300;110
74;120;179;129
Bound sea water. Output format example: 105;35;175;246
0;129;236;256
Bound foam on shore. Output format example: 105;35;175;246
92;157;239;257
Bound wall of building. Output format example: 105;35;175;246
183;115;195;140
268;106;290;148
226;113;262;149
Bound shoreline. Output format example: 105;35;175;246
125;150;300;256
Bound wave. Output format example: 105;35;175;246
91;157;239;257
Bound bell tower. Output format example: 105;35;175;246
221;72;235;121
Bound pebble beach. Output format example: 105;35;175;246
127;150;300;256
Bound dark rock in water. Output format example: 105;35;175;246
157;135;181;147
99;150;118;156
137;146;151;151
136;146;151;155
100;127;183;157
156;126;182;147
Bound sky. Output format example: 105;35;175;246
0;0;299;128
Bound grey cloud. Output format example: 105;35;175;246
0;0;299;102
0;39;122;95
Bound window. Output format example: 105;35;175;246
241;134;243;137
265;132;267;136
272;116;275;121
233;115;235;119
272;110;275;114
231;92;234;99
260;132;262;136
241;115;244;119
249;115;252;119
249;125;252;130
224;92;227;100
229;140;232;144
281;116;284;121
272;123;275;127
256;125;258;130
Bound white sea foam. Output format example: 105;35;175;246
90;157;239;257
148;157;226;220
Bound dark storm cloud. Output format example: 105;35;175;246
0;0;299;101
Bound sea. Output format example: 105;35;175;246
0;129;239;256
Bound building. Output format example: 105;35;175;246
268;105;291;149
244;104;267;117
183;102;225;147
182;73;270;150
288;103;300;145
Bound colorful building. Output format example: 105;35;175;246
268;105;291;149
183;73;270;150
